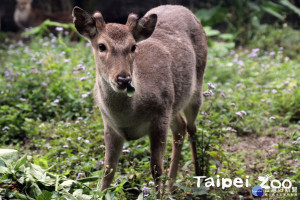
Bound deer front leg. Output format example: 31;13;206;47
101;126;124;191
149;120;169;198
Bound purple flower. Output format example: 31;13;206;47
122;149;130;153
76;173;84;180
85;139;90;144
272;89;277;94
236;83;245;88
230;103;236;107
96;160;104;165
80;77;87;81
240;110;247;115
142;186;150;197
82;93;89;98
269;52;275;56
208;83;216;89
226;127;237;133
64;59;71;63
53;99;59;104
236;110;247;119
59;51;66;57
149;181;154;185
51;37;56;43
2;126;10;131
201;111;208;115
55;27;64;32
269;116;276;120
203;90;214;97
77;137;82;141
76;64;86;71
42;42;49;47
20;98;27;102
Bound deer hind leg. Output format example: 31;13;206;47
184;91;202;176
101;126;124;191
166;114;187;192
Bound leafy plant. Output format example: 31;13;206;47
196;0;300;45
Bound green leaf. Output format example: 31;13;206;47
55;175;59;191
14;153;27;170
0;149;19;166
127;83;135;97
30;163;45;179
137;192;144;200
262;6;284;20
280;0;300;17
77;176;99;183
36;190;53;200
203;26;220;37
219;33;234;40
0;166;9;173
30;182;42;196
105;192;112;200
196;6;220;22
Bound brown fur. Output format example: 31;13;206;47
73;5;207;197
14;0;72;29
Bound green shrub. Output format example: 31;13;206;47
0;34;94;143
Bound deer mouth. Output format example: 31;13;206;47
111;81;135;97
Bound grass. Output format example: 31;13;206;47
0;27;299;199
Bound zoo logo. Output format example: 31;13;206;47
252;175;293;197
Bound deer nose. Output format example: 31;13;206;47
116;75;131;89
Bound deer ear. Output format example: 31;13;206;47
72;7;105;40
126;14;157;42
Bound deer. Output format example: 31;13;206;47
14;0;72;30
72;5;207;197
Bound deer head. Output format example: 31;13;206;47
16;0;32;11
72;7;157;95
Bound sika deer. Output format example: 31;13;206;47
14;0;72;29
72;5;207;196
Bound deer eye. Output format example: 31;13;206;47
131;45;136;53
99;44;106;52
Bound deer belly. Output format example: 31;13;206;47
117;122;151;140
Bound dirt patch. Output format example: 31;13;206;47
224;130;294;174
222;129;297;200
